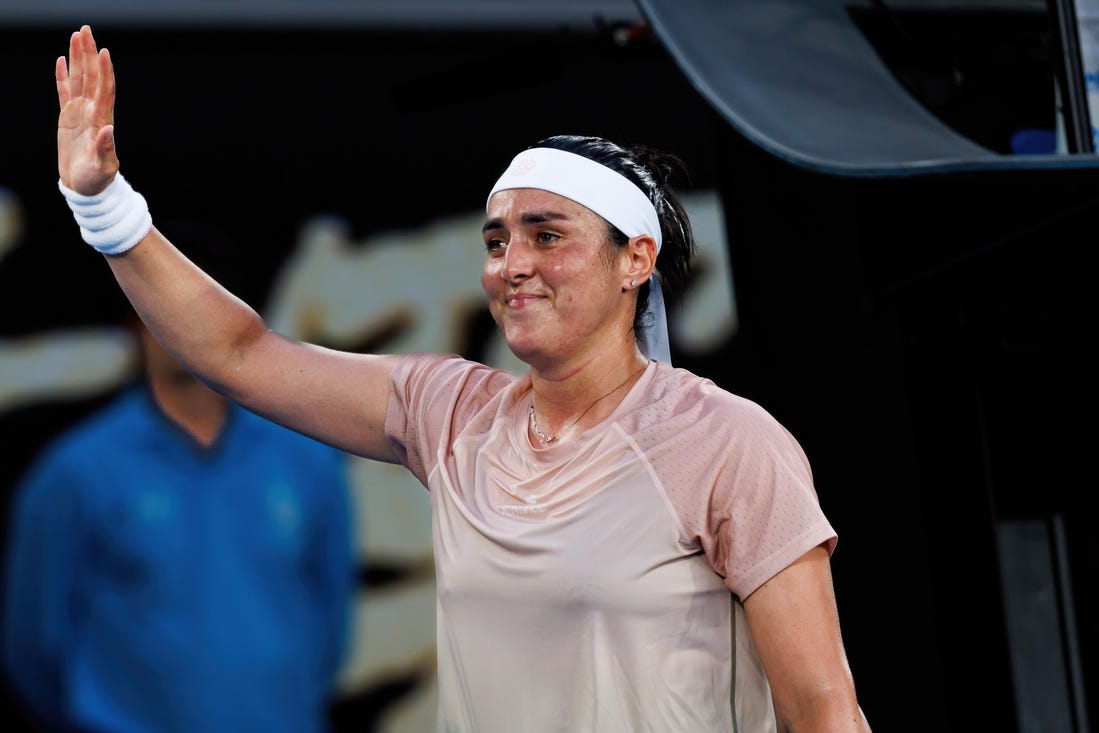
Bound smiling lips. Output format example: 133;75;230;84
505;291;545;308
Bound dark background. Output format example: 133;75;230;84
2;6;1097;732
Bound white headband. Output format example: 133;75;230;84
486;146;671;363
486;147;662;251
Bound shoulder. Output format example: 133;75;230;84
642;362;793;438
392;352;517;404
626;363;810;484
11;389;146;509
394;351;510;382
36;388;149;466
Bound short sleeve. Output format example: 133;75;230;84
633;369;837;600
706;406;837;598
385;352;514;488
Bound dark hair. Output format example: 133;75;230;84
527;134;696;339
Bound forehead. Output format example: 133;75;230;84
484;188;598;226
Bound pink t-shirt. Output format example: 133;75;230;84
386;353;837;732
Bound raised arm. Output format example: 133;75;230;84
55;26;400;461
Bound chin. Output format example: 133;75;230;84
502;334;549;367
504;340;537;365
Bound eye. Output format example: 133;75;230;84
484;236;507;254
536;231;560;244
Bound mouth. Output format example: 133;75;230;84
505;292;545;308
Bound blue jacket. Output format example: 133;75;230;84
3;386;355;733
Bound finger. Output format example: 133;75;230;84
81;26;100;102
67;30;83;100
96;49;116;125
56;55;70;110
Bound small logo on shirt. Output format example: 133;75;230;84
499;494;546;515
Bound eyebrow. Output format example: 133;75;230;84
482;210;571;233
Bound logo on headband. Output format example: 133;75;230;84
511;156;537;176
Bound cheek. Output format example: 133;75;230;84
481;265;505;325
480;261;497;293
540;259;571;288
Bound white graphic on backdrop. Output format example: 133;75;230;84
0;188;137;413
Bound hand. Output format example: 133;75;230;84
56;25;119;195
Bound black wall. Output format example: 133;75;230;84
714;127;1099;730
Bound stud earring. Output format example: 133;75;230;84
630;279;637;287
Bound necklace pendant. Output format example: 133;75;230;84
528;404;558;443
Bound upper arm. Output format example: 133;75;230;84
224;331;402;461
742;546;871;732
107;228;404;461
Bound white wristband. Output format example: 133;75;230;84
58;173;153;255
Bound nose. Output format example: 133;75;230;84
501;237;534;284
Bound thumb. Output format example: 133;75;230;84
96;124;116;161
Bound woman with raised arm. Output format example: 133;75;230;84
53;25;871;733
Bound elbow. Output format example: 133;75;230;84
194;313;271;400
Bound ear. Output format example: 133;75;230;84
621;234;657;291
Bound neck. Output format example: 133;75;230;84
148;373;229;447
528;343;649;443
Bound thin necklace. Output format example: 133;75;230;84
529;361;647;444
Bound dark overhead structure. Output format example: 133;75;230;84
0;0;645;30
638;0;1099;174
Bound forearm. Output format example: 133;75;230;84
778;696;871;732
57;165;266;399
106;225;268;399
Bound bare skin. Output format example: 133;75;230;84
56;25;870;732
135;321;228;447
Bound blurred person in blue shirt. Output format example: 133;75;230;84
2;221;357;733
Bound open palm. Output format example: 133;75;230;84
56;25;119;195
